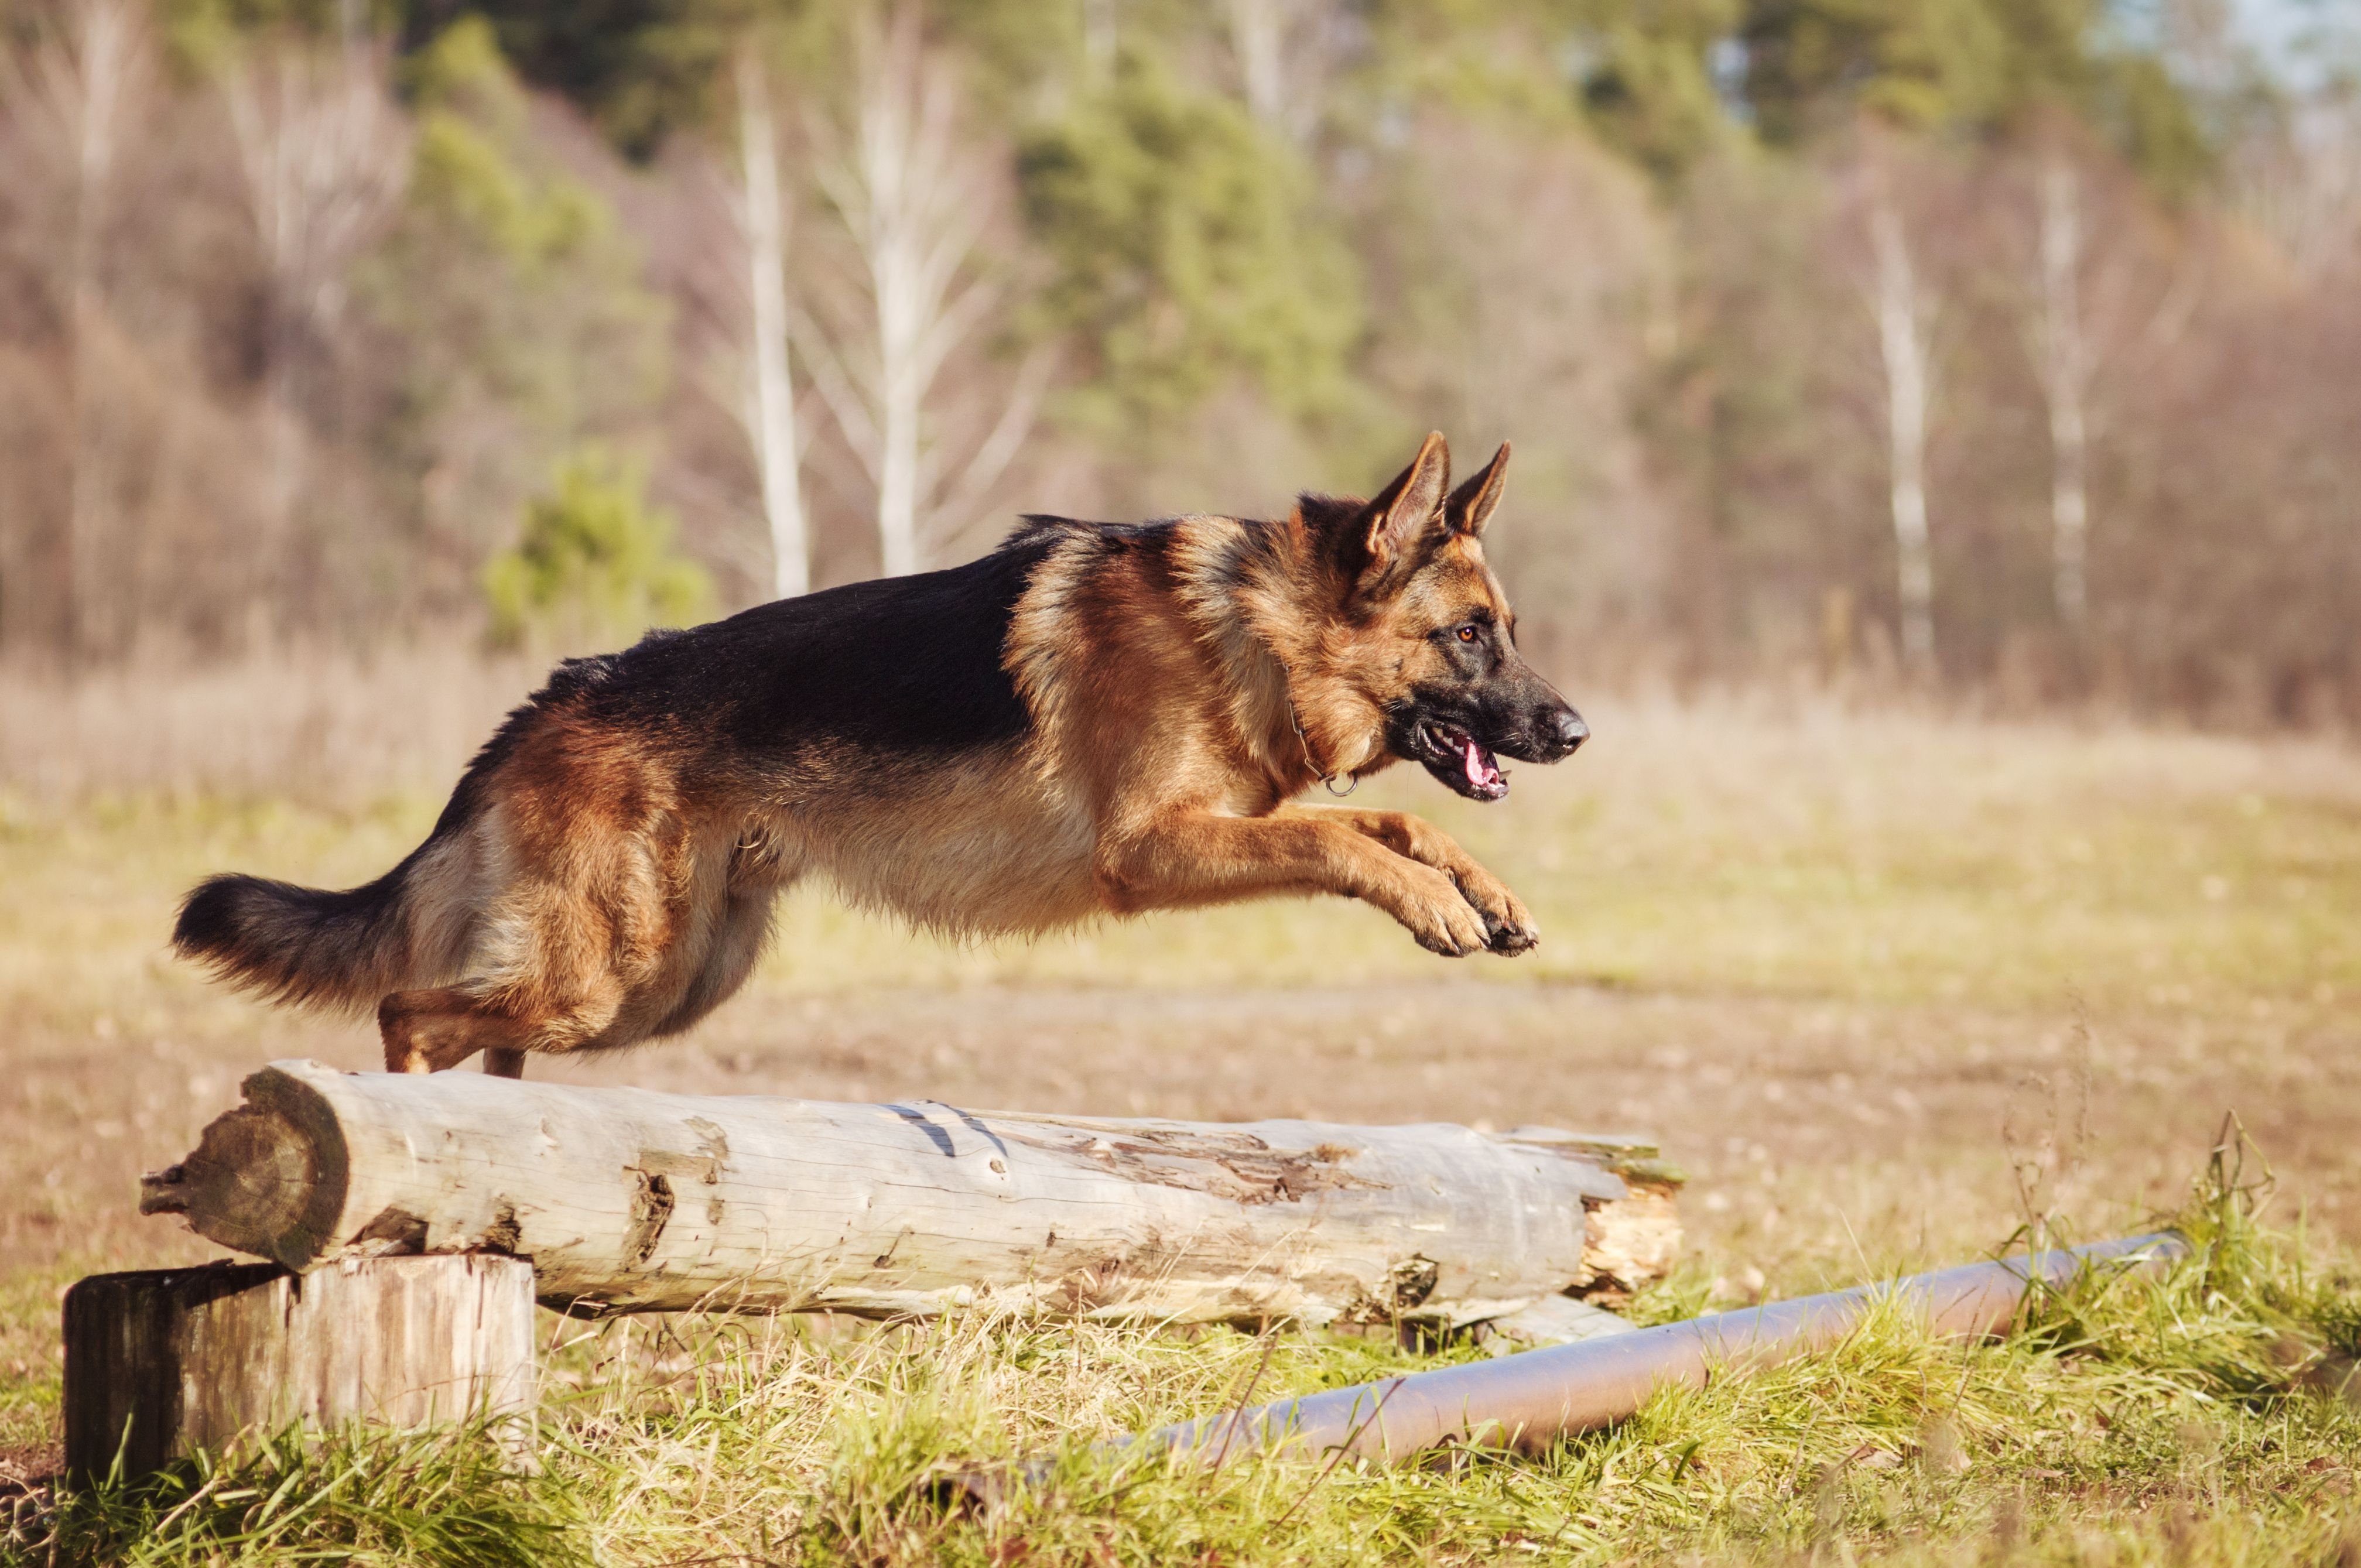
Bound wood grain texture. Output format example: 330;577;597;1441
142;1061;1681;1326
63;1254;535;1484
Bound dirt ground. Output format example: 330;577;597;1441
5;691;2357;1466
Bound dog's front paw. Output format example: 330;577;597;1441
1450;871;1539;956
1484;915;1539;956
1393;867;1492;958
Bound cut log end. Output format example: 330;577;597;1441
139;1105;319;1265
141;1064;351;1269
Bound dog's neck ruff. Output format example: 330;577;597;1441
1189;513;1363;797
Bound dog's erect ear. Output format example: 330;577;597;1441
1444;441;1509;537
1360;432;1450;578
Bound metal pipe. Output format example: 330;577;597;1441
1151;1232;2187;1467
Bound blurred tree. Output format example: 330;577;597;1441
213;30;410;576
355;16;667;602
1739;0;2212;189
396;0;754;158
1563;0;1743;179
1861;149;1938;677
1741;0;2012;140
483;446;712;643
1016;49;1361;439
1;0;152;660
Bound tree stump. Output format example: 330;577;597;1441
63;1254;535;1485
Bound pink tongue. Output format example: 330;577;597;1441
1463;739;1495;787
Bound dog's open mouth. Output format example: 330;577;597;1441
1421;721;1507;801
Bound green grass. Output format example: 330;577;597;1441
14;1168;2360;1566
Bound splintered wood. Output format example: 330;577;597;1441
142;1060;1681;1327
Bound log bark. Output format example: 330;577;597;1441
63;1254;535;1484
141;1060;1680;1327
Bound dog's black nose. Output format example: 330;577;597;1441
1549;707;1589;756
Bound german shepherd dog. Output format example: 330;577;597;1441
174;434;1587;1078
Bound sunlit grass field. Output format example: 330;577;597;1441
3;680;2358;1563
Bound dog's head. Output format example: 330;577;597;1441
1320;433;1587;800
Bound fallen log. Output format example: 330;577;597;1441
945;1232;2188;1501
141;1060;1680;1326
1137;1231;2187;1465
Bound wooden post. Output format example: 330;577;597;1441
63;1254;535;1486
141;1060;1680;1329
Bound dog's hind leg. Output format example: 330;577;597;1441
378;978;625;1074
379;988;536;1073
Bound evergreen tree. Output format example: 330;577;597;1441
483;447;712;643
1017;49;1362;438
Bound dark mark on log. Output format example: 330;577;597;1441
141;1165;189;1213
1049;1254;1128;1314
353;1205;427;1254
998;1124;1378;1206
481;1200;523;1253
1388;1255;1440;1312
622;1172;674;1268
941;1104;1012;1162
887;1104;957;1157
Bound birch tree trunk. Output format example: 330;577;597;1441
141;1060;1682;1329
735;50;810;599
61;7;121;663
2037;155;2092;635
1224;0;1337;141
1868;191;1936;679
856;10;933;579
1082;0;1118;82
809;6;1039;576
1228;0;1288;127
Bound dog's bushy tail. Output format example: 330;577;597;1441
172;838;465;1014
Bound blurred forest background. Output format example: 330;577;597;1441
0;0;2355;720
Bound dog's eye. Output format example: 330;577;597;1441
1455;624;1480;644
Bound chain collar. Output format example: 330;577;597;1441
1285;695;1359;797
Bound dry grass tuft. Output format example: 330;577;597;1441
0;645;539;807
